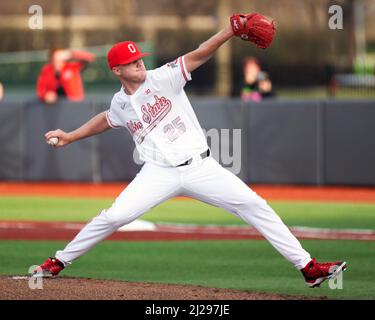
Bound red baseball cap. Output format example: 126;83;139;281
107;41;150;69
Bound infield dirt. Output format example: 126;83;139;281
0;276;326;300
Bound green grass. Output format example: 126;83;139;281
0;239;373;299
1;196;375;230
0;197;111;222
145;200;375;230
0;196;373;299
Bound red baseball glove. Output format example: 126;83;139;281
230;13;276;49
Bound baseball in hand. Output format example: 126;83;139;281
47;137;59;146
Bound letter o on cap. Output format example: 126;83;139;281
128;44;136;53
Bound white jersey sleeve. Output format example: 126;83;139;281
105;94;124;129
151;56;192;93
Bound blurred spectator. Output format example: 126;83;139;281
240;57;275;102
36;48;95;104
0;82;4;101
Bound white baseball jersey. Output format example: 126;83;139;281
106;56;208;167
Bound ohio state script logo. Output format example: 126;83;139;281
141;95;172;124
126;120;143;135
135;95;173;144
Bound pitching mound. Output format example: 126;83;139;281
0;276;324;300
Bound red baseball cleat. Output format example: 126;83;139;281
33;257;64;278
301;258;347;288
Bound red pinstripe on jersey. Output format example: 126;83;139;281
179;56;189;82
106;111;121;129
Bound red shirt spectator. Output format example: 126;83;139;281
36;49;95;103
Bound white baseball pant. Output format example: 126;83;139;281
55;156;311;270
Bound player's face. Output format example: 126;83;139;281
115;59;147;83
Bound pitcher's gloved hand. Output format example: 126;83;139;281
230;13;276;49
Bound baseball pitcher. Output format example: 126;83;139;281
35;13;346;288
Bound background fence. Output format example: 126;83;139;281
1;98;374;185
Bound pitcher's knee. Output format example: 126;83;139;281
236;196;269;215
103;207;138;228
244;195;268;209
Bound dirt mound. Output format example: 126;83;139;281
0;276;324;300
